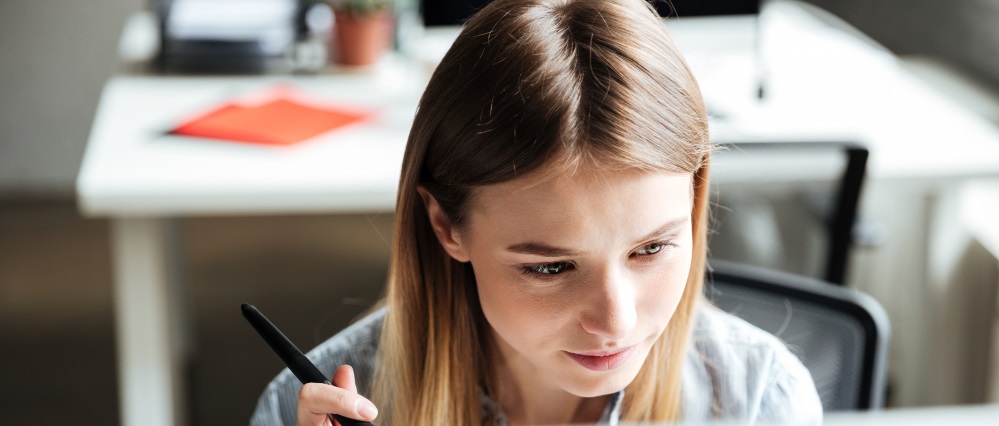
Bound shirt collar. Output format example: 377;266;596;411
482;388;625;425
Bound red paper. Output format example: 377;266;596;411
172;95;370;146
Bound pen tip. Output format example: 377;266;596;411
241;303;253;313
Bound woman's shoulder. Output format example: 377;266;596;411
303;306;386;391
689;303;792;358
250;307;386;425
682;304;823;424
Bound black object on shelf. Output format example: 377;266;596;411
154;0;299;74
421;0;760;26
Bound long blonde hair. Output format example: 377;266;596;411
372;0;711;423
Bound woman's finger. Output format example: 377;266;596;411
295;387;334;426
297;382;379;424
332;365;358;393
329;365;357;426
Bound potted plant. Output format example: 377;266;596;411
329;0;394;66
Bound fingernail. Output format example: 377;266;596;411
357;400;378;419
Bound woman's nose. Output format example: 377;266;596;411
578;267;638;341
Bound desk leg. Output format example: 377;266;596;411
111;218;188;426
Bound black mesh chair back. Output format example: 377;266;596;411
708;141;868;285
705;260;890;411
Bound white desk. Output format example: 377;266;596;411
686;3;999;409
77;2;999;425
77;67;424;426
623;404;999;425
823;404;999;426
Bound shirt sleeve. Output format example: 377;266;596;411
248;308;386;426
249;368;302;426
754;343;824;425
684;306;825;424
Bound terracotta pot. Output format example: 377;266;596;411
333;9;392;66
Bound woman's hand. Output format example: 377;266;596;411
296;365;379;426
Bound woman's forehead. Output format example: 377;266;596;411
464;170;692;237
474;168;691;202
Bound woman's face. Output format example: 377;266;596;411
428;169;694;397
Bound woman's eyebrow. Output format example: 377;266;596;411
504;242;580;258
504;217;690;257
631;217;690;245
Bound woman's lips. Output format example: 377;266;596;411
565;346;636;371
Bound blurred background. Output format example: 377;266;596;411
2;0;999;425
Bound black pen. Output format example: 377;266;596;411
242;303;375;426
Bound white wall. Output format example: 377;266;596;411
2;0;998;196
806;0;999;88
0;0;141;196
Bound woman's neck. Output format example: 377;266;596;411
491;334;611;425
497;385;609;425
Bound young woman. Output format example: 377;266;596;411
251;0;822;424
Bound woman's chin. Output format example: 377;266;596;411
553;360;644;398
559;375;635;398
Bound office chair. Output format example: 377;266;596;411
704;259;891;411
708;141;868;285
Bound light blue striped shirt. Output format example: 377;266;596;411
250;304;822;425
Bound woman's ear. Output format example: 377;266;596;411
417;186;471;263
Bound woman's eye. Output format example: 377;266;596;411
525;261;572;275
635;241;668;256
